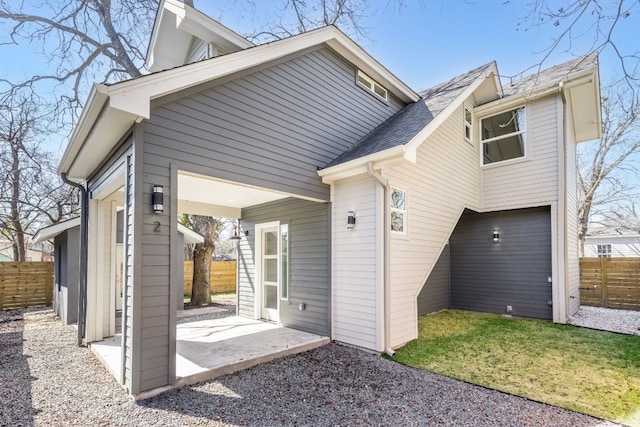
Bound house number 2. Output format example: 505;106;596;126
153;221;161;232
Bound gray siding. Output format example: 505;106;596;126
449;207;553;320
144;47;404;203
417;244;450;316
53;227;80;325
238;198;330;336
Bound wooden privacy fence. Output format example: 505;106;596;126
580;257;640;311
183;261;236;295
0;262;53;309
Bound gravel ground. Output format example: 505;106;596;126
570;305;640;335
1;306;618;427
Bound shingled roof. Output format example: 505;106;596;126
502;53;598;97
323;62;496;168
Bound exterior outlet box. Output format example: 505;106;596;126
298;303;306;311
505;305;513;313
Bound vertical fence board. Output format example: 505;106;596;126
580;257;640;311
0;262;54;309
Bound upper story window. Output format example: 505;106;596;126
356;70;388;102
390;187;407;234
464;106;473;143
481;106;526;165
597;244;612;258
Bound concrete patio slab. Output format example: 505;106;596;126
90;316;329;399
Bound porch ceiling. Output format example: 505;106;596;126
177;172;289;217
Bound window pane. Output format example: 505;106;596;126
374;84;387;100
265;285;277;309
483;133;526;164
264;259;277;282
465;125;471;140
264;231;277;255
481;107;525;140
465;108;472;125
358;74;372;89
391;212;404;232
391;189;405;210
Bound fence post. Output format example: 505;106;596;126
601;257;608;308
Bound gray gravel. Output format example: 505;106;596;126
570;305;640;335
1;306;618;427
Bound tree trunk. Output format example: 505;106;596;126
190;243;213;306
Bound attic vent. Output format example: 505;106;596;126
356;70;388;101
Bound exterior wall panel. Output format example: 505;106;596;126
239;198;330;336
417;243;449;316
449;207;553;320
331;174;381;351
145;47;404;204
481;97;559;210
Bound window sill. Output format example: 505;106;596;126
481;155;529;170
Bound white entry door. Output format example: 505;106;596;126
260;226;279;322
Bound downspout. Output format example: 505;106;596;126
366;161;395;357
558;81;570;319
61;173;88;347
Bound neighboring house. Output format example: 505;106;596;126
33;215;203;324
0;235;52;262
57;0;601;396
584;227;640;257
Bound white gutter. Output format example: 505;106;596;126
366;161;395;357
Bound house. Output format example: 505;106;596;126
584;227;640;257
32;216;203;325
57;0;601;397
0;235;52;262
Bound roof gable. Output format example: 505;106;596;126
146;0;254;73
60;25;419;181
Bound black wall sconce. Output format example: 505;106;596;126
493;229;500;243
152;185;164;214
347;211;356;230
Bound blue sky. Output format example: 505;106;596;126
198;0;638;91
1;0;638;154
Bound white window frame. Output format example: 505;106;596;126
464;105;473;144
390;187;408;236
480;106;527;167
356;70;388;102
280;223;289;301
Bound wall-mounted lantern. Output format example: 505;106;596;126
493;229;500;243
347;211;356;230
152;185;164;214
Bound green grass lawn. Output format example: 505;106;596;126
391;310;640;425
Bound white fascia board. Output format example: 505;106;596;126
58;84;110;177
32;217;81;244
475;67;598;117
318;145;409;184
177;223;205;244
405;63;499;154
172;1;254;50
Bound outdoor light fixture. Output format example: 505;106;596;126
230;220;242;241
493;229;500;243
152;185;164;214
347;211;356;230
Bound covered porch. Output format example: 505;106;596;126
90;310;329;399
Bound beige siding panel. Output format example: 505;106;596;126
565;108;581;316
385;102;481;348
331;174;381;351
481;97;560;210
